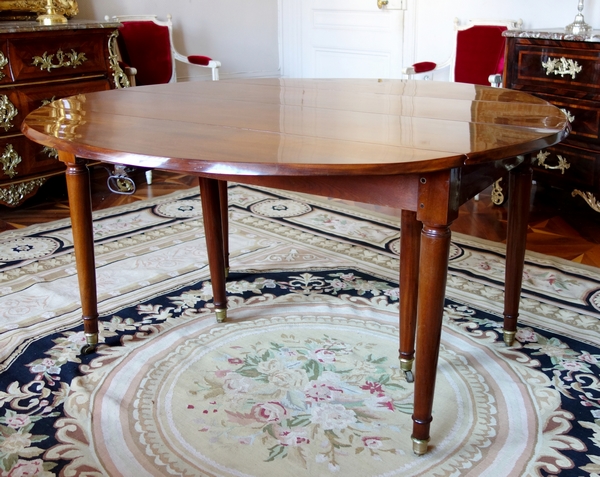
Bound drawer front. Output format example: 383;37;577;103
534;93;600;147
0;79;111;136
505;39;600;98
533;144;599;190
7;29;112;83
0;135;64;181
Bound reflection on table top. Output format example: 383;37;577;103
22;78;570;176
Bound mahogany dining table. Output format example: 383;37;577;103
22;78;569;455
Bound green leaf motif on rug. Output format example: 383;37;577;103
190;329;410;469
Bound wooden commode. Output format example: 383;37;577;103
0;20;127;207
504;29;600;213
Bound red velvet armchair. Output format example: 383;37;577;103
403;18;522;87
110;14;221;84
104;14;221;191
403;18;522;204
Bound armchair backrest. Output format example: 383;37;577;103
451;19;523;85
113;15;177;86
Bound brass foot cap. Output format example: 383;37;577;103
215;308;227;323
503;330;516;347
399;357;414;372
412;437;429;455
84;332;99;346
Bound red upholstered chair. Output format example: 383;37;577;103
403;18;522;204
403;18;522;87
111;14;220;84
104;14;221;190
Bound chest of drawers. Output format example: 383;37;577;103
503;30;600;213
0;20;127;207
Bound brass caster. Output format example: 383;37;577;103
215;308;227;323
400;358;414;383
81;344;97;355
503;330;516;347
81;332;98;354
412;437;429;455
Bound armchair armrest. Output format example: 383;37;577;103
173;51;221;80
403;58;451;79
488;74;503;87
119;61;137;87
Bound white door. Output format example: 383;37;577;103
280;0;406;79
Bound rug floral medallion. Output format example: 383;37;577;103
0;185;599;476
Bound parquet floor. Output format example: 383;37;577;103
1;167;599;267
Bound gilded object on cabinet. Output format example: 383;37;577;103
32;48;87;72
0;0;78;18
108;30;130;89
541;57;582;79
0;52;7;80
41;145;58;159
0;178;46;206
0;95;17;131
491;178;504;205
560;108;575;123
1;143;21;178
536;150;571;174
572;190;600;212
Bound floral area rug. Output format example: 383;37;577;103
0;184;599;476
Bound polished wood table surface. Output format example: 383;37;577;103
22;78;569;455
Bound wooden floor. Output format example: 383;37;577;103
1;167;600;267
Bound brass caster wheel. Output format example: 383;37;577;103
81;344;97;355
400;357;414;383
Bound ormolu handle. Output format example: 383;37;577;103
536;150;571;174
541;56;582;79
377;0;389;8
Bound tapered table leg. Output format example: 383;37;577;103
199;177;228;322
399;210;421;383
63;155;98;354
218;181;229;276
411;223;452;455
503;159;533;346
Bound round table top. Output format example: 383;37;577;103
22;78;570;177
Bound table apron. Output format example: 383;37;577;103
198;173;421;212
